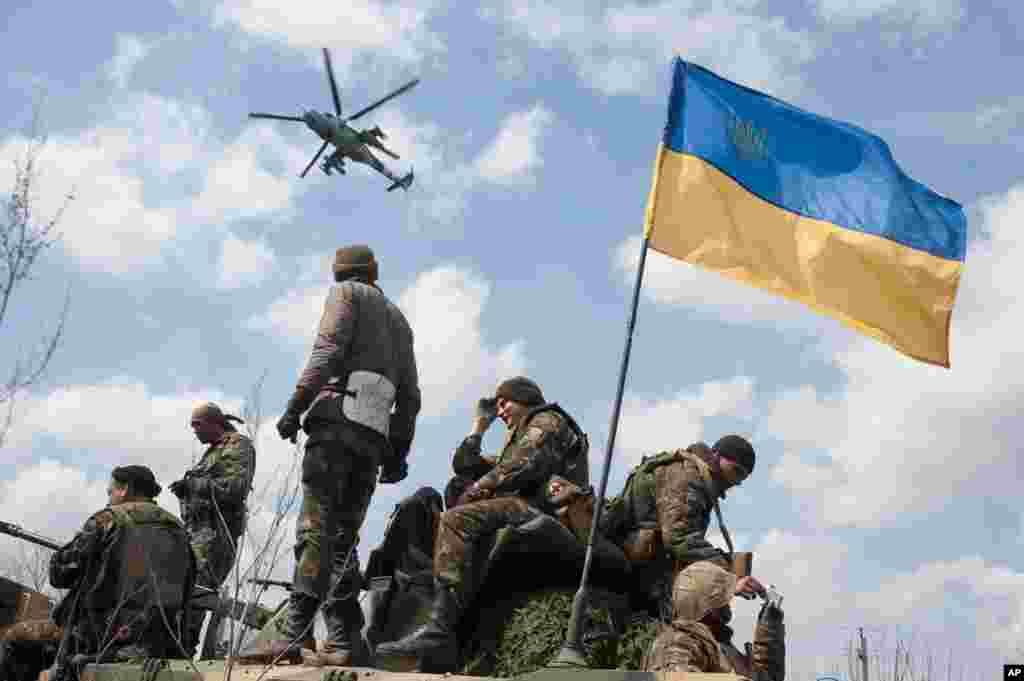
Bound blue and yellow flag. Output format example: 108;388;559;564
644;58;967;367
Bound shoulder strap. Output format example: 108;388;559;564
675;451;734;557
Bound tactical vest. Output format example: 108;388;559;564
520;402;590;488
83;502;191;637
305;281;416;439
605;448;718;562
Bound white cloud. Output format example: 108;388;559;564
213;0;444;71
812;0;965;36
483;0;815;97
765;183;1024;528
4;379;245;483
248;265;527;421
398;266;527;419
614;236;822;329
474;105;555;184
721;531;1024;677
0;124;180;273
615;376;756;467
246;283;329;346
0;93;308;275
218;234;276;289
106;34;151;88
0;461;110;547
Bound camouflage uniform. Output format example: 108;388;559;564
443;434;496;509
433;404;587;607
49;499;194;663
276;251;421;661
375;376;587;671
603;443;732;618
643;562;785;680
179;430;255;589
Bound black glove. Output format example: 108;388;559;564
277;386;313;443
276;412;301;443
379;438;411;484
474;397;498;424
169;479;188;499
758;601;785;623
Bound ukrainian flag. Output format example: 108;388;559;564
644;58;967;367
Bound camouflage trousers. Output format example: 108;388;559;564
292;437;381;602
187;519;240;590
434;496;540;602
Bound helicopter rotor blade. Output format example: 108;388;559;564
323;48;343;117
345;78;420;122
249;113;306;122
300;141;330;178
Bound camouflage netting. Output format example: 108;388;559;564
459;588;660;676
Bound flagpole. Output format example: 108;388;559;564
551;233;652;667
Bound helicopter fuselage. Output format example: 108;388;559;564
303;111;361;152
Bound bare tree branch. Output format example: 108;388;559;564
0;102;74;449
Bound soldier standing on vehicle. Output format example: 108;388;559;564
643;561;785;679
375;377;588;671
265;244;421;666
601;435;763;619
171;402;255;652
171;402;255;593
49;466;194;673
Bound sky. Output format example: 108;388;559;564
1;0;1022;678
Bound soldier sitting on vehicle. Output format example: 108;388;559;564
49;466;195;676
643;561;785;680
375;377;589;671
601;436;760;618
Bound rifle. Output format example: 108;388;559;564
0;520;63;551
247;578;292;591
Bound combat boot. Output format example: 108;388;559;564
375;581;460;671
304;595;371;667
237;593;319;665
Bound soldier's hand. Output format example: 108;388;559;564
735;575;767;599
461;481;495;504
379;456;408;484
276;412;301;443
472;397;498;434
169;479;188;499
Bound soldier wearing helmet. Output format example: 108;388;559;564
643;561;786;679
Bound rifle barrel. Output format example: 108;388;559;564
0;521;63;551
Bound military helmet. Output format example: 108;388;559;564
671;561;737;622
333;244;379;282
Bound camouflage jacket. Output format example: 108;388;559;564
474;403;588;510
50;499;194;618
180;430;255;538
452;434;496;480
604;443;730;570
295;280;421;445
645;605;786;680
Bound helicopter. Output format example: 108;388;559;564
249;48;418;192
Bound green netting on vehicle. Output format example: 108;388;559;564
460;588;659;676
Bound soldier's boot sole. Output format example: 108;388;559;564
375;625;457;672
